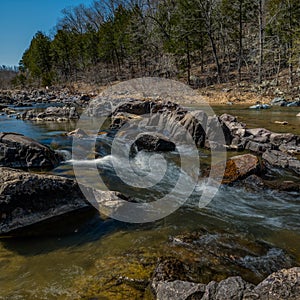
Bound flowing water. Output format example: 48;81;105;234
0;104;300;299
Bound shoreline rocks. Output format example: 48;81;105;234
21;105;80;121
152;267;300;300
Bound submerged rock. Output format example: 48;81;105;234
67;128;89;138
0;132;60;169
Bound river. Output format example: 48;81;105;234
0;104;299;299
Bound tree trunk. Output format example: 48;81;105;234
237;0;243;83
258;0;265;84
186;39;191;85
208;32;221;83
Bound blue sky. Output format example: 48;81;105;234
0;0;93;67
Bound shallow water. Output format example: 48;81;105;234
211;104;300;135
0;105;299;299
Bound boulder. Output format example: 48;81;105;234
179;110;207;147
0;132;60;169
0;167;129;235
262;150;300;174
153;280;206;300
269;133;297;147
245;140;272;154
245;128;272;143
132;132;176;153
0;167;91;234
219;113;246;138
222;154;261;184
206;116;232;146
109;99;207;148
110;112;142;130
248;267;300;300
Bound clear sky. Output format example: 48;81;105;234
0;0;93;67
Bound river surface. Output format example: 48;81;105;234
0;104;300;299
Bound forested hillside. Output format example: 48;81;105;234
15;0;300;88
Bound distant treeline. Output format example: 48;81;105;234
16;0;300;87
0;66;18;89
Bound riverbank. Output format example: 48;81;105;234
2;79;300;107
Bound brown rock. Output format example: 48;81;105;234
222;154;260;184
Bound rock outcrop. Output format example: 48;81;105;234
0;132;60;169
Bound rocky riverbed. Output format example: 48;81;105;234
0;92;299;299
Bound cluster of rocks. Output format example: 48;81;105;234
150;230;299;300
0;95;299;298
270;97;300;107
152;267;300;300
0;89;93;107
0;131;129;234
99;98;299;176
21;105;80;121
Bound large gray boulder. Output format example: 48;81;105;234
0;132;60;169
0;167;90;234
0;167;126;235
